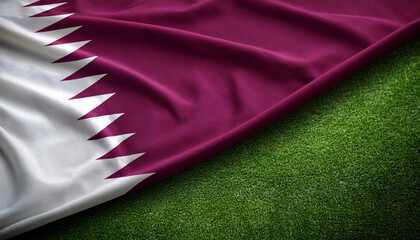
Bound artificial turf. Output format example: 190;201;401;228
15;36;419;239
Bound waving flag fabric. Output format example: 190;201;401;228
0;0;419;238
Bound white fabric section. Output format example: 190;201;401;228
37;26;83;45
69;93;115;118
61;74;107;97
1;13;73;32
0;1;152;239
0;1;65;17
78;113;124;137
46;40;91;60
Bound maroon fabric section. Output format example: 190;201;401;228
30;0;420;190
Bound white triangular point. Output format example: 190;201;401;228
18;0;39;6
0;24;83;60
78;113;124;138
36;26;83;45
30;13;74;32
54;56;97;79
98;153;146;179
73;153;145;185
68;93;114;118
44;40;90;60
0;1;65;17
61;74;106;97
91;133;135;158
23;2;67;16
101;152;145;166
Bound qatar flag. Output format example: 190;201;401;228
0;0;419;238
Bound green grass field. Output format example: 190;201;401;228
16;36;419;239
